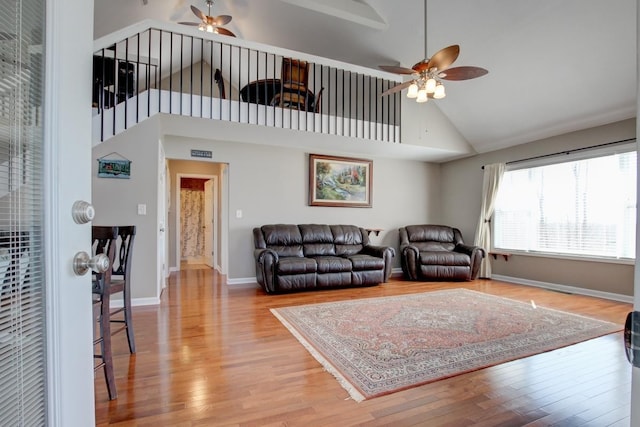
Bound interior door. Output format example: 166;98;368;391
45;0;96;424
204;180;214;268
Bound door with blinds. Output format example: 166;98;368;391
1;0;96;425
0;0;47;423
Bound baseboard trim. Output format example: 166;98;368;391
226;277;260;288
492;274;634;304
390;267;403;278
109;297;160;308
169;266;179;273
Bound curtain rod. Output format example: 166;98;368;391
481;138;636;170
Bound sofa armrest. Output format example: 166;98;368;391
362;245;396;282
254;248;278;293
454;244;486;279
400;244;420;281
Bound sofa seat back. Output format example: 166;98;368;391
260;224;304;257
404;224;462;250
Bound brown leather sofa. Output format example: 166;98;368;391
399;224;485;281
253;224;395;294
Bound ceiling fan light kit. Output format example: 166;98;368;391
178;0;236;37
379;0;487;103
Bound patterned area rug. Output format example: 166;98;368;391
271;289;621;402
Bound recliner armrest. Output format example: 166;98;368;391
454;243;485;258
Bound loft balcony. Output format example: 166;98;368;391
92;20;403;145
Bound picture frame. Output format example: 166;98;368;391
309;154;372;207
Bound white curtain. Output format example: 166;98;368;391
181;188;205;258
474;163;506;278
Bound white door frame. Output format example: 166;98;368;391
175;173;219;270
203;179;218;269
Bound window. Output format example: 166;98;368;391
493;145;636;260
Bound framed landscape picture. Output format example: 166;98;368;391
309;154;372;207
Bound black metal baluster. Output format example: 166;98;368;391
113;43;117;137
169;32;173;114
124;38;129;130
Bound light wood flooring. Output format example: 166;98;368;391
95;268;633;426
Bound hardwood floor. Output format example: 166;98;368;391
95;269;633;426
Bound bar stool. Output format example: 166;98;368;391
108;226;136;353
92;225;119;400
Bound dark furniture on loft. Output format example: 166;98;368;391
253;224;395;294
239;79;321;112
399;224;485;281
92;56;135;109
272;57;310;110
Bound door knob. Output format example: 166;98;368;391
73;252;110;276
72;200;95;224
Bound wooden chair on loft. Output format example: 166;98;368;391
272;57;311;110
214;68;226;99
92;225;119;400
93;226;137;353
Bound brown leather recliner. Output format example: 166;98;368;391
399;225;485;281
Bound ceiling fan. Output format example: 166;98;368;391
178;0;236;37
379;0;487;102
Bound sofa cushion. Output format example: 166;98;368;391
300;224;336;256
315;256;352;273
348;254;384;271
406;225;455;243
277;257;317;275
419;251;470;266
262;224;304;257
331;225;365;256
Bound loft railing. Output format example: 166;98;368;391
92;20;402;144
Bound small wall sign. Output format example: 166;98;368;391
191;149;213;159
97;152;131;179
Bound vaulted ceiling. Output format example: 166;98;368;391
94;0;637;155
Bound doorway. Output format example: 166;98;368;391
175;173;219;271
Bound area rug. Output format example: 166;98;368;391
270;289;621;402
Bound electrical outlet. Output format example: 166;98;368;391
137;204;147;215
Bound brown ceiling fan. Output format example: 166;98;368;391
379;0;487;102
178;0;236;37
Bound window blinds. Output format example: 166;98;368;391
0;0;47;425
494;148;636;259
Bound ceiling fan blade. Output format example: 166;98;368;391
214;27;236;37
380;81;413;96
212;14;232;25
379;65;417;75
426;44;460;72
439;66;489;81
191;5;206;20
178;21;200;26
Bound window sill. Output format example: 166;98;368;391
491;250;635;266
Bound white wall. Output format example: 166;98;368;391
92;117;161;304
440;118;636;297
